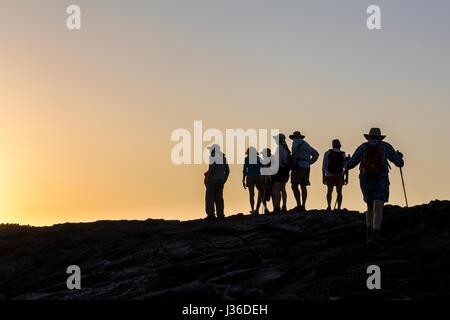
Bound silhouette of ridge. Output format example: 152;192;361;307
0;200;449;300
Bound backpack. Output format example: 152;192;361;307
286;141;304;170
363;141;384;177
327;150;345;174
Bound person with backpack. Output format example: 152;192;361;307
289;131;319;211
243;147;266;215
272;134;290;213
205;144;230;220
322;139;349;211
347;128;404;248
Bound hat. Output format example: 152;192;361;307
273;133;286;142
207;144;221;152
364;128;386;140
289;131;305;140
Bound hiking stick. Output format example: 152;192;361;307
400;167;408;207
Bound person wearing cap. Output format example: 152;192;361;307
205;144;230;220
289;131;319;211
347;128;404;249
322;139;349;211
243;146;265;215
271;134;291;212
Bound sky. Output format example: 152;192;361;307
0;0;449;226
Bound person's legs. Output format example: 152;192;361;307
281;183;287;210
373;200;384;230
299;167;310;210
336;185;343;210
272;182;281;211
255;177;265;212
326;185;333;210
366;201;374;227
369;200;385;250
260;178;268;211
262;194;269;212
205;182;216;217
248;178;256;212
365;201;374;243
255;191;262;212
215;182;225;218
300;185;308;209
291;183;301;207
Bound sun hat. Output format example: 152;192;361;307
364;128;386;140
289;131;305;140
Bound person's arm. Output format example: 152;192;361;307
322;151;328;184
345;164;349;184
343;153;349;184
309;145;319;165
242;160;248;189
386;143;404;168
347;145;363;170
322;150;329;170
291;142;298;160
283;147;290;166
224;156;230;183
208;162;216;180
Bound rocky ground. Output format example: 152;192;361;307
0;200;449;300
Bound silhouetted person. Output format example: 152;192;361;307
260;148;273;214
289;131;319;211
347;128;404;249
322;139;349;211
205;144;230;220
243;147;265;215
272;134;290;212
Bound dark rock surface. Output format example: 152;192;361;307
1;200;449;300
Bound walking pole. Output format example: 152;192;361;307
399;167;408;208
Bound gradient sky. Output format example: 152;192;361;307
1;0;449;226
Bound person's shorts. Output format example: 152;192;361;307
247;176;264;191
359;172;390;203
326;174;344;187
291;167;311;186
272;166;290;183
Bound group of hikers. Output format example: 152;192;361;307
204;127;404;248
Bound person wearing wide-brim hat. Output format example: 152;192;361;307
347;128;404;250
205;144;230;220
289;131;319;211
